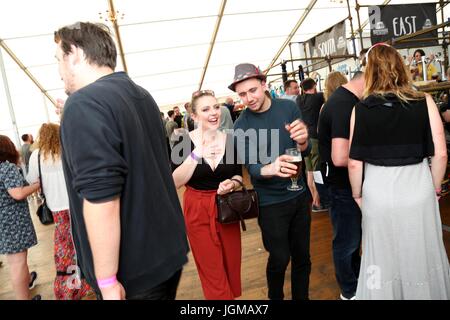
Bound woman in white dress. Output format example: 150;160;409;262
348;43;450;299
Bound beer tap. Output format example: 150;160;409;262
421;55;427;81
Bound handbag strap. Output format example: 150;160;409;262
228;179;253;213
37;152;45;200
230;178;246;192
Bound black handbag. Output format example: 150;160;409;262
36;152;54;225
216;179;259;231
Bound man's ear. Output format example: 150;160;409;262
68;44;84;67
262;80;268;91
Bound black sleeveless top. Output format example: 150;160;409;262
171;133;242;190
349;94;434;166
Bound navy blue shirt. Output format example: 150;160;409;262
233;98;311;207
60;72;189;297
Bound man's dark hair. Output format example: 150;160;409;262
168;110;174;118
352;71;364;80
21;134;29;142
413;49;426;57
54;22;117;70
359;48;368;67
284;80;298;89
300;78;316;91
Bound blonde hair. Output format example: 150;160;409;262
37;123;61;161
364;44;425;101
324;71;348;101
190;91;215;115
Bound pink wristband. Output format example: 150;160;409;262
97;275;117;289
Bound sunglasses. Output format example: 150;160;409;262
192;89;215;98
365;42;391;62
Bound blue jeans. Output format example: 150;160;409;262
328;186;361;298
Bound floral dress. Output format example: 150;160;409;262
52;209;94;300
0;161;37;254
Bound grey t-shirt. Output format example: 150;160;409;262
20;144;31;172
219;105;233;131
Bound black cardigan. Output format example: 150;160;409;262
350;94;434;166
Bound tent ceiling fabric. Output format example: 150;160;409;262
0;0;446;117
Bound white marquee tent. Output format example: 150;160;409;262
1;0;449;147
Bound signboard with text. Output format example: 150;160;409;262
369;3;438;48
307;20;348;71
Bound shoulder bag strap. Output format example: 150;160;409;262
38;152;45;200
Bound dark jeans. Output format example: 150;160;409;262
316;182;330;207
126;269;182;300
258;192;311;300
328;186;361;299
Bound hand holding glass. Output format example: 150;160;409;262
285;148;303;191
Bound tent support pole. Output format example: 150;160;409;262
0;48;21;148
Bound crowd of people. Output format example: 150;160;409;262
0;22;449;301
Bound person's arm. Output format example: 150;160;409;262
61;96;128;300
26;150;39;184
172;147;201;189
2;161;40;200
260;155;298;178
8;183;40;200
331;138;350;167
426;95;447;191
285;102;309;153
217;175;243;195
442;109;450;123
285;119;309;153
348;108;363;208
83;198;124;300
331;101;354;167
307;171;320;207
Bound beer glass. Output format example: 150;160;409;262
285;148;303;191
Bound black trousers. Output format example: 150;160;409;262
126;269;182;300
258;192;311;300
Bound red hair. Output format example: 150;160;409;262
0;135;19;164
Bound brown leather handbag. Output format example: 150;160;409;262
216;179;259;231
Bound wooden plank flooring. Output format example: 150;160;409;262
1;182;450;300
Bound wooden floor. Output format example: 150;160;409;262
1;182;450;300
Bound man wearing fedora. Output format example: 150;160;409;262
231;63;312;300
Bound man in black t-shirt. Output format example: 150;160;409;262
55;22;188;300
297;78;328;212
317;71;365;300
173;106;183;129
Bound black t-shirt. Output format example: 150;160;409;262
171;133;242;190
350;94;434;166
174;115;183;128
60;72;189;297
296;92;324;139
318;86;359;189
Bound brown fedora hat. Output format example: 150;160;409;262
228;63;267;91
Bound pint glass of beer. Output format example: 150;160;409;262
285;148;303;191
